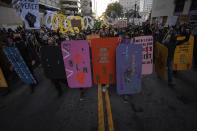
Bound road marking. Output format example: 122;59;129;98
105;89;114;131
98;84;105;131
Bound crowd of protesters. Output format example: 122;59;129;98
0;22;197;98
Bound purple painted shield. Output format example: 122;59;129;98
116;44;142;95
122;39;131;44
61;40;92;88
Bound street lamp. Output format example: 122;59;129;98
133;0;137;23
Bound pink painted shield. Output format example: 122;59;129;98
61;40;92;88
134;36;153;75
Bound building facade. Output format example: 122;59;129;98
39;0;61;10
143;0;152;12
119;0;152;12
151;0;197;26
119;0;152;21
80;0;92;16
61;0;80;15
119;0;140;12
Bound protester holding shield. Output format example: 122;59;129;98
163;27;190;86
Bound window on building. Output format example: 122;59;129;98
90;2;92;7
174;0;185;13
190;0;197;11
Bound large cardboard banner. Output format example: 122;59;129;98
165;16;178;26
61;40;92;88
155;42;168;80
43;11;57;29
0;68;8;87
116;44;142;95
86;34;100;47
21;0;40;29
69;16;85;31
91;37;119;84
134;36;153;75
3;47;36;84
173;36;194;70
40;46;66;79
83;16;94;29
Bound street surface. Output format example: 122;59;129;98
0;67;197;131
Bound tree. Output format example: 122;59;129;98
105;2;123;18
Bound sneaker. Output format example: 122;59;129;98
80;93;85;101
168;81;176;87
80;97;87;101
123;95;129;103
123;99;128;103
102;84;109;92
80;98;84;101
102;87;106;92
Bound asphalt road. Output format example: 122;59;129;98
0;68;197;131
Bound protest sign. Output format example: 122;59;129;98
70;16;85;30
3;47;36;84
98;14;109;28
20;0;40;29
155;42;168;80
91;37;119;84
134;36;153;75
165;16;178;26
52;14;71;33
173;36;194;70
83;16;94;29
86;34;100;47
170;16;178;26
43;11;57;29
116;44;142;95
61;40;92;88
0;68;8;87
50;14;113;32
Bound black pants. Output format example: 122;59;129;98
28;64;38;93
53;79;62;96
52;79;68;96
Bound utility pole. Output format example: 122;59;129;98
133;0;137;23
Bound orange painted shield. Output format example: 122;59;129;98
91;37;120;84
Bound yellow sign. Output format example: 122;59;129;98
0;68;8;87
86;34;100;47
52;14;71;33
155;42;168;80
51;14;111;32
98;14;109;28
70;16;85;30
173;36;194;70
52;15;86;34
